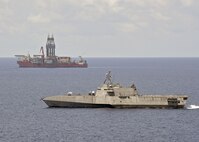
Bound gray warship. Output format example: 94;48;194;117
42;71;188;109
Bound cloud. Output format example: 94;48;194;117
180;0;193;7
0;0;198;36
0;0;199;57
118;23;139;33
27;14;50;24
152;12;170;21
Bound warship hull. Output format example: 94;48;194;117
17;61;88;68
42;95;187;109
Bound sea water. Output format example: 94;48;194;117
0;57;199;142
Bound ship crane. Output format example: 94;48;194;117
40;46;45;63
40;46;45;57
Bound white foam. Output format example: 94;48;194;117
186;105;199;109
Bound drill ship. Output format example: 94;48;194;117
15;35;88;68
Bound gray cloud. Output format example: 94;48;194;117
0;0;199;57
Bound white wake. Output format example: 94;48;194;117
186;105;199;110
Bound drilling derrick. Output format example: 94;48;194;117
46;35;56;57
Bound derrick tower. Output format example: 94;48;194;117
46;35;56;57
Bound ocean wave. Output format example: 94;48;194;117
186;105;199;109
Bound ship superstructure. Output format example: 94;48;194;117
15;35;87;68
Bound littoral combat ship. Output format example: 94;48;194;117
42;71;188;109
15;35;87;68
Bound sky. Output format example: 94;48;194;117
0;0;199;57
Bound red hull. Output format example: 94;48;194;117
17;61;88;68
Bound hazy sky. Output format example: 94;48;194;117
0;0;199;57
